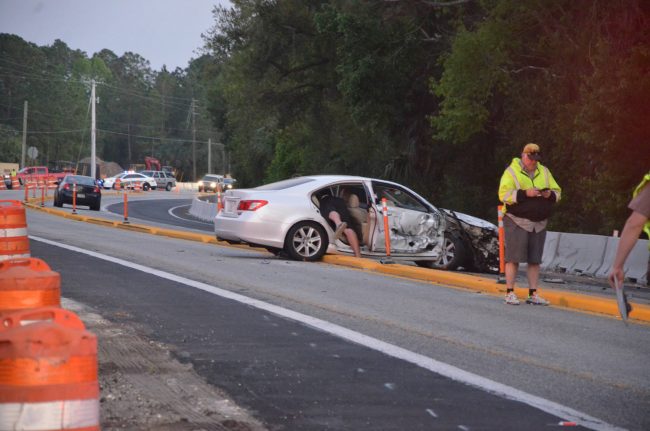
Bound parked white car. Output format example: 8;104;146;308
102;172;156;191
102;173;126;189
215;175;446;263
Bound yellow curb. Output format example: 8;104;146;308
22;199;649;324
323;255;650;324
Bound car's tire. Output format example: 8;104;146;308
284;221;328;261
165;182;172;191
416;233;466;270
53;194;63;208
90;200;101;211
143;182;150;191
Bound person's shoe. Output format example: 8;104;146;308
526;292;550;306
334;222;347;240
504;291;520;305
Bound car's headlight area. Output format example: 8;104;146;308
210;182;217;188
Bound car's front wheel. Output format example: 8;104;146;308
165;182;172;191
143;182;151;191
416;233;466;270
284;221;327;261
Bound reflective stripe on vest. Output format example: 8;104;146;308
0;399;99;430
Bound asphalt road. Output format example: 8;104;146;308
16;194;650;430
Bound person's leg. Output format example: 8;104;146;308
526;229;549;305
327;211;347;239
503;216;526;304
328;210;342;225
526;263;540;291
344;228;362;257
506;262;519;291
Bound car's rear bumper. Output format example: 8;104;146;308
214;215;287;249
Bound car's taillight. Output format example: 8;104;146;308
63;184;70;190
238;200;268;211
94;186;100;193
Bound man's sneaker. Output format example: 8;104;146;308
504;291;520;305
334;222;347;240
526;293;550;306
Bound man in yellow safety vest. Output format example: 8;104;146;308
609;171;650;288
498;143;562;305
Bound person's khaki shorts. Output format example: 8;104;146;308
504;216;546;264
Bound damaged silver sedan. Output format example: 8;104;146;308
214;175;446;265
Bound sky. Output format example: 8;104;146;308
0;0;231;71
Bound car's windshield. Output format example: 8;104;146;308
202;175;222;182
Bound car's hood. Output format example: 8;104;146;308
442;209;496;230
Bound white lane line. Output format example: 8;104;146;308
168;204;212;225
426;408;438;418
30;235;623;431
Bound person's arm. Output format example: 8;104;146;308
608;210;648;288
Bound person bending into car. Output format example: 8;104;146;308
318;191;362;258
498;143;561;306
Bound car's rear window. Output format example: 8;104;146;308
67;176;96;186
255;178;315;190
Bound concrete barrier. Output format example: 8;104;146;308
189;196;217;222
554;233;608;275
542;231;648;284
541;231;560;269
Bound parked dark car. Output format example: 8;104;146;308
53;175;101;211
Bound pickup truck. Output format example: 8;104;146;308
16;166;70;185
139;170;177;191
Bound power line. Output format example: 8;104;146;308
0;125;87;135
97;128;213;144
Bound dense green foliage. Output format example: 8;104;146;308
2;0;649;235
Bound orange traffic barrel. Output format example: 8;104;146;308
0;200;29;261
0;258;60;311
0;307;99;430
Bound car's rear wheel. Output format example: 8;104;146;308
416;234;466;270
285;221;327;261
53;194;62;207
90;199;101;211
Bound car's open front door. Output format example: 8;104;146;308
368;181;443;254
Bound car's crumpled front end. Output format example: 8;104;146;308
444;210;499;272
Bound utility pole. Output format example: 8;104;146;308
21;101;27;168
191;98;196;181
221;144;226;175
91;80;96;179
208;138;212;173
